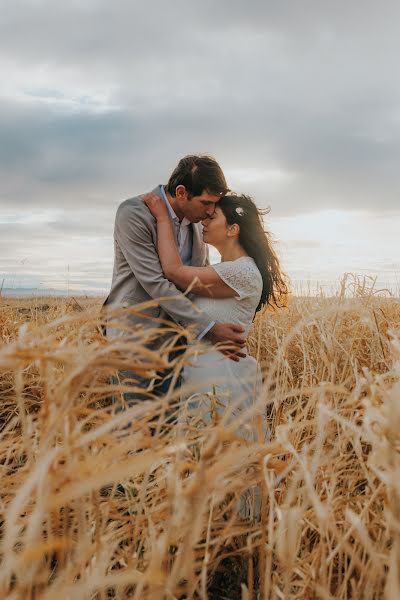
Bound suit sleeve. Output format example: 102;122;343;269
115;201;211;335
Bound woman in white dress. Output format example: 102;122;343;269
143;192;287;440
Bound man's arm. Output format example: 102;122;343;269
115;200;211;335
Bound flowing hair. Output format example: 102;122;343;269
219;194;288;312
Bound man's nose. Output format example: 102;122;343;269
206;206;215;217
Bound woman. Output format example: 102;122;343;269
143;192;287;439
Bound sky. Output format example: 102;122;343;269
1;0;399;295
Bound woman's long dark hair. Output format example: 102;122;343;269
219;194;288;312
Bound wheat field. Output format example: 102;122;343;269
0;275;399;599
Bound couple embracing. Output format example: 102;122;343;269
104;155;287;434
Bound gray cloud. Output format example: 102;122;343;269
1;0;399;290
0;1;399;214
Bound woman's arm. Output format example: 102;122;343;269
143;193;238;298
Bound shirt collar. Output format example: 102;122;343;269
160;185;191;227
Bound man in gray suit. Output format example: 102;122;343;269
104;155;245;401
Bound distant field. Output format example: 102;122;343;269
0;283;399;599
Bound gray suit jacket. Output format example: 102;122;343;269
103;185;211;335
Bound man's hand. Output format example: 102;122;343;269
143;192;169;221
206;322;247;362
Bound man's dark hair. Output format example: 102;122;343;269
166;154;229;198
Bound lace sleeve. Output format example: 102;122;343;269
212;258;262;300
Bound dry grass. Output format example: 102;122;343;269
0;276;399;599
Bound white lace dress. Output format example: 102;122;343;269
181;256;265;440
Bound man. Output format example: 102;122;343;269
104;154;245;401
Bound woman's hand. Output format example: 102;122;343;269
143;193;169;221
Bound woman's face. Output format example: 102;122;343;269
201;206;229;247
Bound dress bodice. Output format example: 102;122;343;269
193;256;263;336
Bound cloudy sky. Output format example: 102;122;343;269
1;0;399;295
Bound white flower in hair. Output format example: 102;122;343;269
235;207;245;216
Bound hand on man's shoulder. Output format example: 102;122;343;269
116;194;152;223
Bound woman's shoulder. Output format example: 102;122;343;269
213;255;262;299
215;255;262;277
234;256;262;281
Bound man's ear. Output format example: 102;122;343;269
175;185;187;200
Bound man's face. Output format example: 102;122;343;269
176;187;220;223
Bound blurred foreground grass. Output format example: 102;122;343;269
0;276;399;599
